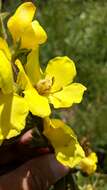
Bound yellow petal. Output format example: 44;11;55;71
43;118;85;168
15;59;50;117
31;20;47;44
25;49;42;86
21;20;47;49
0;37;11;60
15;59;32;91
49;83;87;108
80;152;98;175
0;93;29;143
56;143;85;168
24;88;51;118
45;56;76;92
0;50;14;94
7;2;36;42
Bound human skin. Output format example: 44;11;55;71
0;130;69;190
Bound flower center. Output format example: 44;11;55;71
35;77;53;96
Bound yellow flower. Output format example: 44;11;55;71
43;118;85;168
7;2;47;49
85;184;95;190
16;50;86;116
25;51;87;109
80;152;98;175
0;38;29;143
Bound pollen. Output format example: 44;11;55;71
35;77;53;96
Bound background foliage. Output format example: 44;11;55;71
1;0;107;189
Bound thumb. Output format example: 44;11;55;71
0;154;69;190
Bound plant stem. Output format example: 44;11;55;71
0;0;2;11
0;0;7;39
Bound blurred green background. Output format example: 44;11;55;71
1;0;107;189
